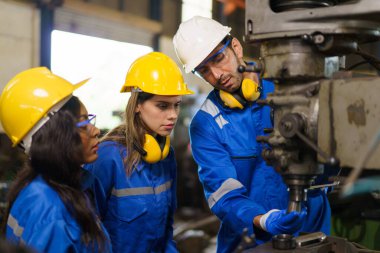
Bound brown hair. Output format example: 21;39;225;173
102;92;154;175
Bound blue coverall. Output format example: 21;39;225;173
5;174;110;253
84;141;178;253
189;80;331;253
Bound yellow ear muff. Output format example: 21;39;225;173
142;134;170;163
241;78;261;102
219;78;261;109
161;135;170;160
219;90;244;109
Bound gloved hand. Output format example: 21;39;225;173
259;208;307;235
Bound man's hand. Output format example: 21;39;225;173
255;209;307;235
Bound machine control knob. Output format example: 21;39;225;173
278;113;304;138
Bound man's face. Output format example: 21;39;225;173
194;38;244;93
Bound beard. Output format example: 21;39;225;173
217;52;243;93
216;72;243;93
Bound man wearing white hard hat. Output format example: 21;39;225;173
173;16;331;252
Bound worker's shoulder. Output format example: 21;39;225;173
195;91;223;116
17;176;60;201
97;140;126;160
11;177;69;222
190;106;217;129
84;141;126;172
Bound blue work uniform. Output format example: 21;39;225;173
84;141;178;253
5;174;111;253
189;80;331;253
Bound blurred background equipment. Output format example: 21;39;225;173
0;135;26;222
1;0;380;252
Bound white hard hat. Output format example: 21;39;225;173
173;16;231;73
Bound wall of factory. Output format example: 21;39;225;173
0;0;184;133
0;1;40;132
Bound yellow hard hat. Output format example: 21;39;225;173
0;67;88;147
120;52;194;95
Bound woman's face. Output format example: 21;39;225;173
136;95;182;137
77;102;100;163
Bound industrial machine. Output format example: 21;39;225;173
240;0;380;252
244;0;380;213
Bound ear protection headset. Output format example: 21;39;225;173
219;78;261;109
134;134;170;163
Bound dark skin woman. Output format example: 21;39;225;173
0;67;111;253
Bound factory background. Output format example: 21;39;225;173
0;0;379;252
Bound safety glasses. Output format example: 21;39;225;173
76;114;96;128
192;38;232;78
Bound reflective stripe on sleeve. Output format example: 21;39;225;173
155;180;172;195
207;178;244;209
215;115;228;129
201;99;220;117
7;214;24;238
200;99;229;129
112;180;172;197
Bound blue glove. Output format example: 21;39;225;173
259;209;307;235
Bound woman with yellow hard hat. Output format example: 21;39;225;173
84;52;193;253
0;67;111;253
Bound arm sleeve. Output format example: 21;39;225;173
165;150;179;253
303;189;331;235
84;143;120;219
189;113;266;235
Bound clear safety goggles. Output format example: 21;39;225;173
192;38;232;79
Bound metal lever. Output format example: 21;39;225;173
295;129;339;167
279;113;339;167
295;232;327;247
